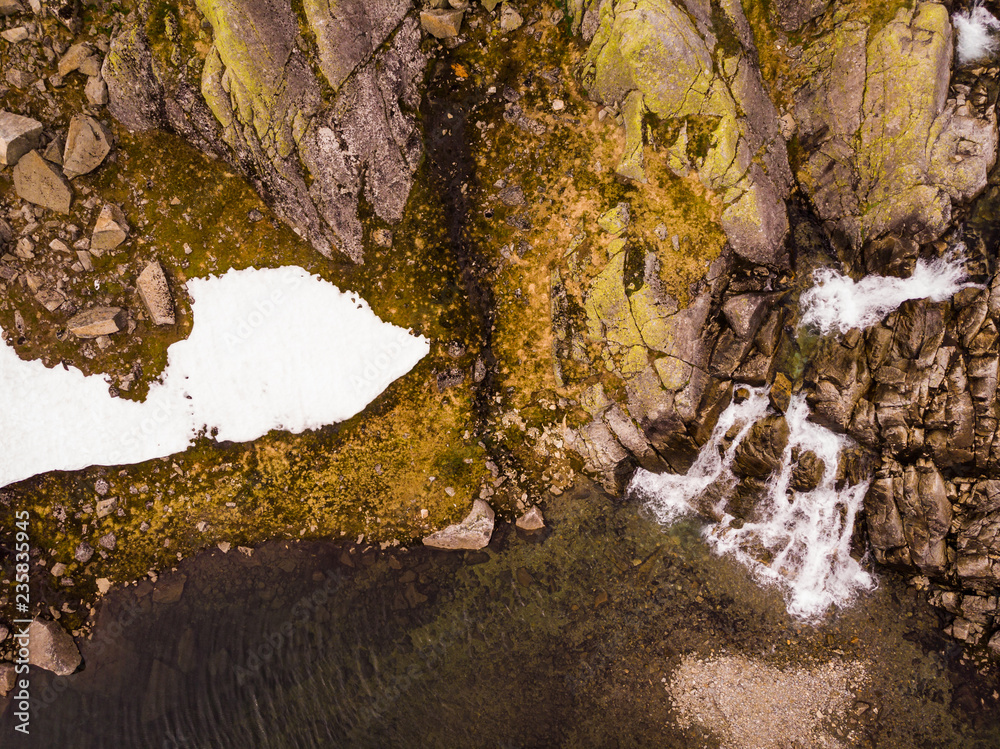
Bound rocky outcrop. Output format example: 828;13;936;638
582;0;794;265
103;0;428;263
793;3;998;252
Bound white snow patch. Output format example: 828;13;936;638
629;387;876;622
0;266;429;488
954;4;1000;65
799;251;978;335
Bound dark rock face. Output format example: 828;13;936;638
104;0;427;262
733;415;789;479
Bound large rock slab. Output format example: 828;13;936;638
12;150;73;213
0;110;43;166
67;306;127;337
137;260;175;325
27;618;81;676
102;0;427;263
423;499;495;550
62;115;112;178
583;0;793;265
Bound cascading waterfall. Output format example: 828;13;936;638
629;388;873;622
799;250;978;334
631;249;979;621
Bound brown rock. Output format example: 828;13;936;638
769;372;792;413
27;618;81;676
12;150;73;213
137;260;175;325
90;203;129;254
516;506;545;531
423;499;494;550
790;450;824;492
67;306;127;338
734;415;789;479
62;115;112;178
420;9;464;38
0;110;43;166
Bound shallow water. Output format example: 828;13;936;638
2;482;999;748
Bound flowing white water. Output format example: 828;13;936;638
629;388;875;622
799;251;978;334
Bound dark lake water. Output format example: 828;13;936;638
3;481;999;748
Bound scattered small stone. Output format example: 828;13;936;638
95;477;109;495
34;287;66;312
5;68;35;89
247;208;262;222
516;505;545;530
420;8;464;38
13;150;73;213
482;0;500;10
96;497;116;517
498;184;526;206
96;578;112;594
62;115;112;178
218;541;231;553
57;43;93;77
43;135;64;165
500;3;523;32
76;249;94;271
0;26;27;42
552;99;565;111
98;532;116;550
136;260;175;325
50;562;67;577
49;238;69;253
75;544;95;564
15;237;34;259
0;664;15;698
373;228;393;247
67;306;126;338
84;76;109;106
423;499;495;550
90;203;128;254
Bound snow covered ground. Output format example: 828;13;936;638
0;266;429;488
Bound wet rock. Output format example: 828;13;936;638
62;115;112;178
27;618;81;676
12;150;73;213
516;505;545;531
723;293;777;340
423;499;495;550
790;450;824;492
734;415;789;479
152;575;186;604
137;260;175;325
0;110;43;166
420;8;464;38
769;372;792;414
90;203;128;254
67;306;127;338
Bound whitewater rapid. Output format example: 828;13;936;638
629;388;874;621
799;250;978;334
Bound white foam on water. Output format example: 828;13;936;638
799;251;978;335
954;4;1000;65
629;388;875;622
0;266;429;488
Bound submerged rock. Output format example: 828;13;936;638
27;618;82;676
515;506;545;531
423;499;495;550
